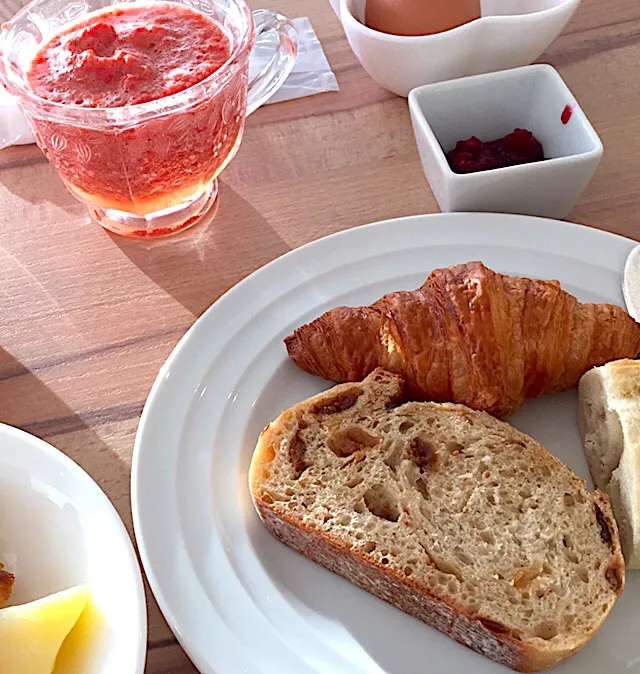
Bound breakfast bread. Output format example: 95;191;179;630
0;565;14;606
285;261;640;417
249;369;625;673
578;359;640;569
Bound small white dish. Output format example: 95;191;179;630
0;423;147;673
408;64;603;219
332;0;581;97
134;212;640;674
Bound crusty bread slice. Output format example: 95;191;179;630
250;369;625;673
578;359;640;569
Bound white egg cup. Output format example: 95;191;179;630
408;64;603;219
329;0;582;97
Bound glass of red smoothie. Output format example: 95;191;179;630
0;0;297;237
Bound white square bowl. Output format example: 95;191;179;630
408;64;603;219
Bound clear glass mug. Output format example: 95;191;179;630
0;0;298;237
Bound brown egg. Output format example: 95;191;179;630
365;0;481;37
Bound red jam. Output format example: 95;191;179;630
561;105;573;125
447;129;545;174
25;3;246;215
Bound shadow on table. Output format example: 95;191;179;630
110;181;291;318
0;153;84;216
0;347;132;519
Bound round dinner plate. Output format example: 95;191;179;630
0;422;147;673
132;213;640;674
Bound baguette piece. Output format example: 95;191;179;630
249;369;625;673
578;359;640;569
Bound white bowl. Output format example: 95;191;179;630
408;64;603;219
331;0;582;97
0;423;147;673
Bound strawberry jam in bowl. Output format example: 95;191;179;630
0;0;297;237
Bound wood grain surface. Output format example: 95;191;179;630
1;0;639;671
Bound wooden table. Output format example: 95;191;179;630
0;0;639;670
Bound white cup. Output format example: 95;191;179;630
331;0;582;97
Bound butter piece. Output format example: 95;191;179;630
54;598;106;674
0;584;91;674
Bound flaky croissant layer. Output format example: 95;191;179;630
285;262;640;418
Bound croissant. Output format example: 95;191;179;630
285;261;640;418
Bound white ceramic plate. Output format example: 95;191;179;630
132;213;640;674
0;423;147;673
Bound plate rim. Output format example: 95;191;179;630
0;421;148;674
131;212;639;674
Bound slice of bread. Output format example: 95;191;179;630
250;369;625;673
578;359;640;569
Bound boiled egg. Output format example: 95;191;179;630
365;0;481;37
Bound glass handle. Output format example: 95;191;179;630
246;10;298;116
